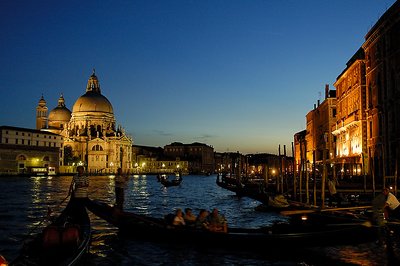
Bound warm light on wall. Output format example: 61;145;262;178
351;141;362;155
342;146;349;156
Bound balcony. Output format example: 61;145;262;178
344;114;359;126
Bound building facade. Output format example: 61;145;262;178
132;145;189;174
36;70;133;174
295;1;400;190
0;126;63;175
363;1;400;185
215;151;243;176
304;85;336;173
294;130;306;175
164;142;215;174
332;48;367;178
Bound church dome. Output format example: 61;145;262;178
72;91;114;113
48;94;72;123
48;106;72;122
71;71;114;114
49;95;71;127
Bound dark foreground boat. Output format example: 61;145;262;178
160;173;183;187
10;197;91;266
86;199;378;250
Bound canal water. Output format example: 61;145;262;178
0;174;397;265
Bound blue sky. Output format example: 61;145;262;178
0;0;396;154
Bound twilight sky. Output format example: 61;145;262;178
0;0;396;154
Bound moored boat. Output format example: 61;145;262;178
216;174;295;211
10;197;91;266
86;198;378;250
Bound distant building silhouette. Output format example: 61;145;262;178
164;142;214;174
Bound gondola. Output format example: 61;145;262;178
86;198;378;251
215;174;240;193
216;174;293;211
160;173;182;187
10;197;91;266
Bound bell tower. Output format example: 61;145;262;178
36;95;48;129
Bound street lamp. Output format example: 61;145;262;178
134;163;138;174
141;162;146;174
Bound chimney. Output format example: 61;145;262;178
325;84;329;99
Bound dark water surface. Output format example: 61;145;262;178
0;174;396;265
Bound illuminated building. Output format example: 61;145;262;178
294;130;306;175
36;95;48;130
332;48;367;178
295;1;400;188
304;85;336;173
47;94;71;135
36;70;133;174
132;145;189;174
0;126;63;175
363;1;400;184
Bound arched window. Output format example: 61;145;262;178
17;155;26;160
92;144;104;151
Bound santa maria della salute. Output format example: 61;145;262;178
36;70;133;174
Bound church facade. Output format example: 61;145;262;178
37;71;133;174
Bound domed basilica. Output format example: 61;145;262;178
36;70;133;174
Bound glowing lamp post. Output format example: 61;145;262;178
141;162;146;174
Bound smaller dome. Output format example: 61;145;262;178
48;94;71;125
48;106;72;122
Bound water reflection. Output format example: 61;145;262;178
1;174;399;265
321;243;392;266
